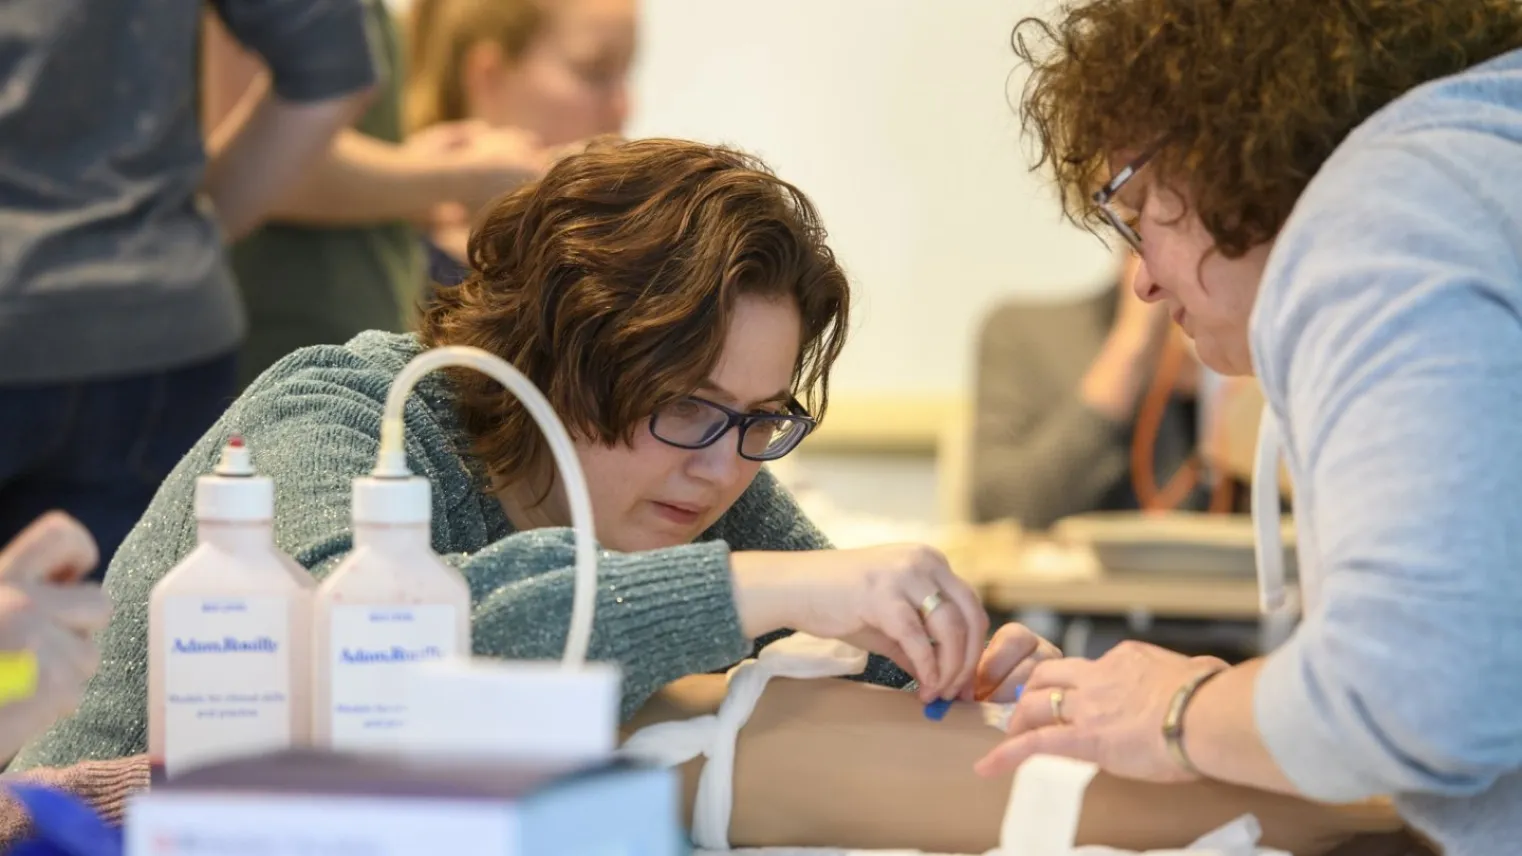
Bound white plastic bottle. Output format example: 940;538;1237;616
312;473;471;752
148;436;314;778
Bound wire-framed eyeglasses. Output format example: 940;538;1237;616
649;396;815;462
1092;145;1161;254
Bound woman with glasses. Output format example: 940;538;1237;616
976;1;1522;853
11;136;996;772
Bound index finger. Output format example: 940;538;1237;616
1021;656;1096;691
930;566;987;700
921;594;967;701
882;600;941;703
27;585;113;634
0;513;98;585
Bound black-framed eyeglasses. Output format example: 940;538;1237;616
649;396;816;462
1092;145;1161;254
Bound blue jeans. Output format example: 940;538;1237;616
0;352;237;579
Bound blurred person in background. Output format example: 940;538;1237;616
0;0;377;574
971;253;1252;530
405;0;637;285
202;0;559;389
0;515;112;762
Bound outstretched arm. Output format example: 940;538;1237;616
201;12;543;229
624;676;1408;855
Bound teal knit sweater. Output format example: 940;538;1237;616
11;332;906;770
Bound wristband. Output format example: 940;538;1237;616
1161;667;1226;776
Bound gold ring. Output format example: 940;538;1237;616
917;590;945;622
1049;689;1067;724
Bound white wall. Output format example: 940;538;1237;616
386;0;1120;395
383;0;1117;523
626;0;1115;397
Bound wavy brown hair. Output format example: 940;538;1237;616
419;137;850;492
1013;0;1522;257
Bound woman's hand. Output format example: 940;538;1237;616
973;622;1063;702
0;513;114;758
973;641;1227;782
732;545;989;703
407;121;553;217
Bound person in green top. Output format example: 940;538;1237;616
200;0;554;388
11;137;999;771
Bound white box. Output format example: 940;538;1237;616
398;658;622;766
125;750;681;856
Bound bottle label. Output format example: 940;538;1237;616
162;596;292;776
328;604;460;750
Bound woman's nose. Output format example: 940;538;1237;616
687;430;742;485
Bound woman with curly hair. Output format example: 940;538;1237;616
974;1;1522;851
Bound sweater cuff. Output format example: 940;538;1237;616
1254;623;1379;802
470;538;750;720
0;754;151;844
594;540;749;657
589;541;751;719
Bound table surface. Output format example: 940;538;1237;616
939;522;1278;621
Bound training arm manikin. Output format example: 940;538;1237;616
623;673;1420;856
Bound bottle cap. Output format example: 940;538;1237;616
353;475;431;525
214;434;255;477
923;698;953;721
194;435;274;522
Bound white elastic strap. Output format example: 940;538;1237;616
997;755;1100;856
1250;405;1287;615
619;634;869;850
992;755;1277;855
1185;815;1265;853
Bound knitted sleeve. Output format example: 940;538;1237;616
0;754;150;846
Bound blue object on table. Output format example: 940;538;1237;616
6;782;122;856
925;685;1026;721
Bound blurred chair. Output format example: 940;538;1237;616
1201;377;1293;499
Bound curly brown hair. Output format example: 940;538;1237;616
419;137;850;492
1013;0;1522;257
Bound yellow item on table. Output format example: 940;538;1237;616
0;650;39;705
